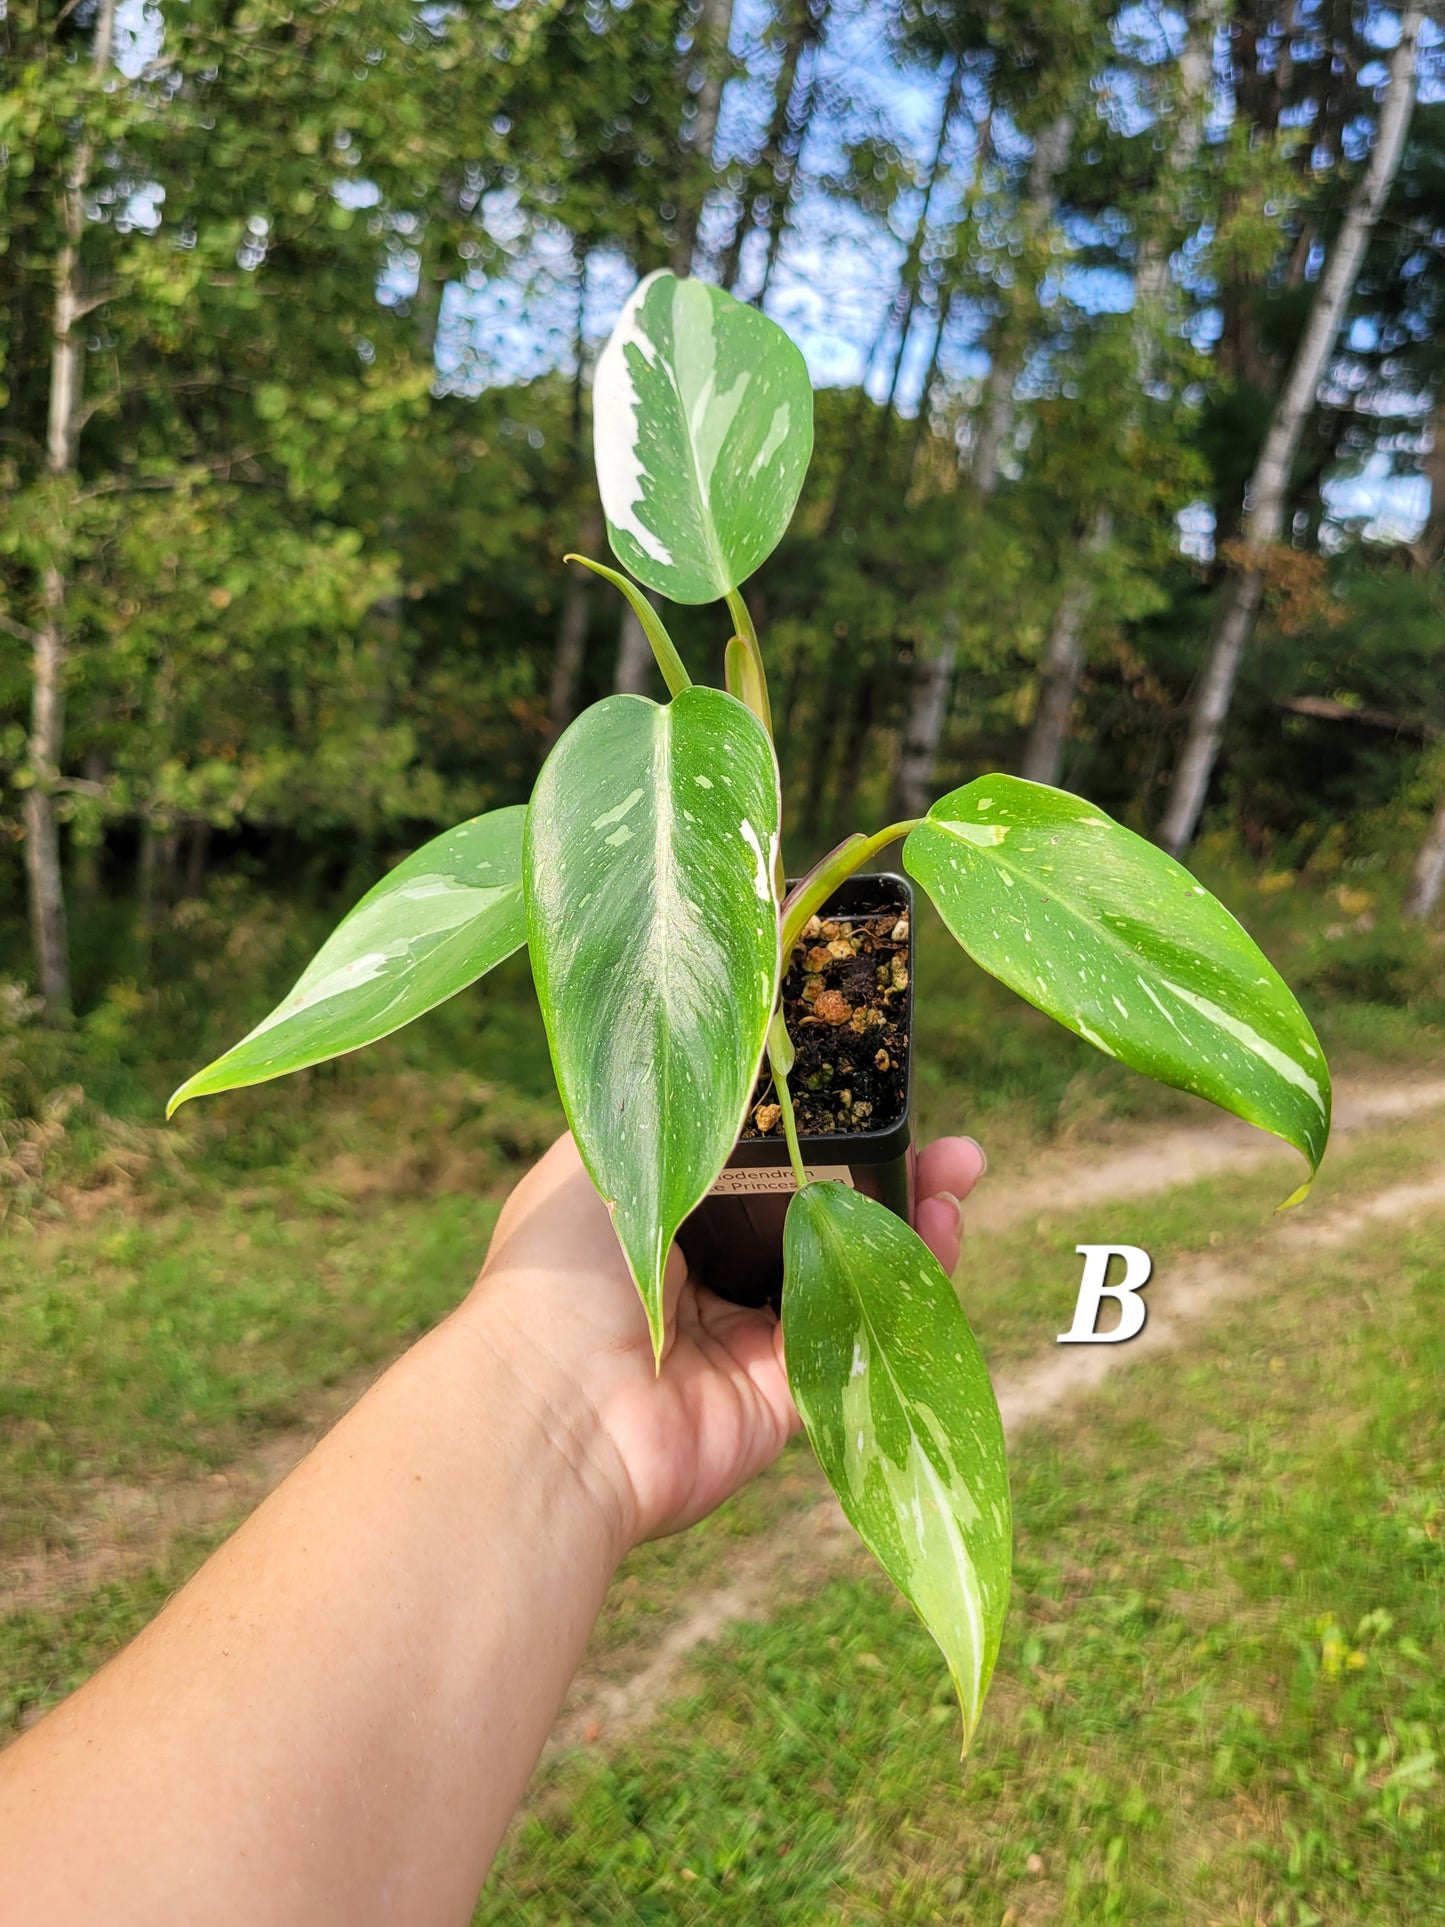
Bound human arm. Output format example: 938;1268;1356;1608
0;1132;985;1926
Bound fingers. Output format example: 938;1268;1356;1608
913;1134;987;1276
915;1134;987;1205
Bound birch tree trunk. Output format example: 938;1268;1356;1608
971;111;1072;497
23;0;116;1018
716;0;815;292
614;600;656;696
1159;3;1424;857
905;112;993;483
891;632;956;820
753;0;829;304
1403;792;1445;924
874;58;964;457
671;0;735;275
1020;0;1221;788
1020;516;1111;786
548;512;601;741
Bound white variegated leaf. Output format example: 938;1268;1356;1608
168;808;527;1113
904;776;1330;1199
783;1183;1012;1747
593;270;814;605
525;688;781;1356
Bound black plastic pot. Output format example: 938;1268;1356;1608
677;872;915;1310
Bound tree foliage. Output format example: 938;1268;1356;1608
3;0;1444;1013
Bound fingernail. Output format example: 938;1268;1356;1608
934;1190;965;1234
961;1135;988;1177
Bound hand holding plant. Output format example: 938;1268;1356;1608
474;1130;984;1547
172;270;1330;1750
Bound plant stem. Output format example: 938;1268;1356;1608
768;1030;807;1189
780;818;920;959
724;588;772;735
563;554;692;699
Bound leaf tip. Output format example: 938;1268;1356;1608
1276;1173;1316;1211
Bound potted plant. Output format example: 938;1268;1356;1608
170;270;1331;1749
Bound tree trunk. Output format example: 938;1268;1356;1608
1404;792;1445;923
905;111;993;483
1021;1;1220;790
904;285;954;483
830;673;877;832
136;814;160;943
23;0;116;1018
1410;397;1445;575
716;0;813;292
548;510;602;741
800;670;846;840
1159;2;1424;857
1021;516;1112;787
183;819;212;899
1132;0;1222;378
891;635;956;820
753;0;829;304
614;601;656;696
873;58;964;463
671;0;736;275
970;111;1072;497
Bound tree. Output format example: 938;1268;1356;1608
1021;0;1223;788
2;0;552;1008
1159;4;1426;857
1404;780;1445;922
14;0;117;1017
715;0;829;294
671;0;738;274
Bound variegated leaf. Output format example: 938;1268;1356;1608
783;1182;1012;1747
524;688;781;1357
168;807;527;1114
904;775;1330;1198
592;269;814;605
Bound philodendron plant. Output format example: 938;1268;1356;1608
171;270;1331;1750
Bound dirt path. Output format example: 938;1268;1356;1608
969;1071;1445;1234
7;1070;1445;1636
551;1117;1445;1752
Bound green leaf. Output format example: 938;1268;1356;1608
525;688;781;1358
593;270;814;605
167;807;527;1115
783;1182;1012;1747
904;776;1330;1196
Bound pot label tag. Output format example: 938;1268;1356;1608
708;1164;855;1197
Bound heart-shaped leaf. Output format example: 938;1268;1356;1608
593;269;814;605
168;807;527;1114
525;688;781;1357
783;1182;1012;1747
904;776;1330;1197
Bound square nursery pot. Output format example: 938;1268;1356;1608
677;872;915;1310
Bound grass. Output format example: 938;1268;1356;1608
1;861;1443;1915
2;1095;1441;1924
0;1188;505;1562
478;1197;1445;1927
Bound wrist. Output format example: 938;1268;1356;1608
449;1281;641;1563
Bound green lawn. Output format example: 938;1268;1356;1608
480;1186;1445;1926
2;868;1443;1918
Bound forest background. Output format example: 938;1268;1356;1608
3;0;1445;1180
